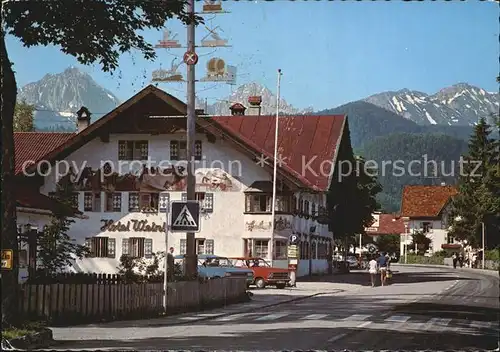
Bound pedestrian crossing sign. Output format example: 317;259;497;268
170;201;201;232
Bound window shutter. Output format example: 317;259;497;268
181;193;187;202
205;239;214;254
203;193;214;212
112;193;122;212
180;239;187;254
159;192;170;213
144;238;153;258
194;140;202;160
128;193;140;212
85;237;94;257
170;141;179;160
108;238;116;258
122;238;129;256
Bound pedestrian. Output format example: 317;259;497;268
452;252;458;268
458;253;464;268
472;253;478;269
377;252;389;286
368;255;378;287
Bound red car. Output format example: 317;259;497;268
230;257;290;289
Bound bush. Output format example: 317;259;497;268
485;249;499;262
399;254;444;265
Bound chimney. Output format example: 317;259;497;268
247;96;262;116
76;106;91;133
229;103;246;116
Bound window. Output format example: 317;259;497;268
274;240;287;260
303;200;310;215
118;140;148;160
105;193;122;212
422;222;433;233
447;234;455;244
122;237;153;258
85;237;115;258
84;192;101;212
179;238;214;255
129;193;140;212
181;192;213;212
170;140;202;160
245;194;271;213
139;193;159;211
254;240;269;258
275;195;293;213
49;192;79;209
311;203;316;217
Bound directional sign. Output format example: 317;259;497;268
289;234;299;245
2;249;13;270
170;201;200;232
183;51;198;65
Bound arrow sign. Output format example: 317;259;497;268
170;201;201;232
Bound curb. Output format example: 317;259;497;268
166;289;345;326
3;328;53;350
395;263;499;278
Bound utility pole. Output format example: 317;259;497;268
151;0;233;278
185;0;197;278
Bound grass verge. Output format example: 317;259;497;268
2;321;46;340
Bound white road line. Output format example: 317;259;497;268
327;333;347;342
214;313;255;322
385;315;410;323
469;321;492;329
254;313;290;321
357;321;372;328
343;314;371;321
302;314;328;320
428;317;451;326
178;313;221;320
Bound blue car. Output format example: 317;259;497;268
174;254;254;286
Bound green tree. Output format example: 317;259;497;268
374;234;400;255
1;0;199;326
36;181;88;276
448;117;499;247
409;231;431;255
13;100;35;132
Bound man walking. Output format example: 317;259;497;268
377;252;389;286
368;255;378;287
452;252;458;268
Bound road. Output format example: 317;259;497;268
47;265;499;351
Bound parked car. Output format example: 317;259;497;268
174;254;254;286
229;257;290;289
346;255;359;269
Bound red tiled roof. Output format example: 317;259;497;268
212;115;345;190
13;86;347;191
401;185;458;218
365;214;405;235
14;132;75;175
16;188;81;216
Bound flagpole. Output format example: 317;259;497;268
269;69;282;265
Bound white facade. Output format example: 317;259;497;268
400;204;454;255
37;133;333;276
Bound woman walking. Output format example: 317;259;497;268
368;255;378;287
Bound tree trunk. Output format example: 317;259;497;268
1;28;20;327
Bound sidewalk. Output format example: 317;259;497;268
396;263;499;278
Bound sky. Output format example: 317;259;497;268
6;0;500;111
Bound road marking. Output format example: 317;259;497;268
214;313;255;322
178;313;221;320
343;314;371;321
427;317;451;326
357;321;372;328
469;320;492;329
385;315;410;323
254;313;289;321
327;333;347;342
302;314;328;320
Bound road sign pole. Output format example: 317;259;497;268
163;213;169;314
186;0;197;278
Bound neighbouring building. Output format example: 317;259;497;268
15;85;355;277
400;184;459;255
364;212;405;241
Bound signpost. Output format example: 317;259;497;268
170;201;201;233
287;235;300;287
183;51;198;66
2;249;13;270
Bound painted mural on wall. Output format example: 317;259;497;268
58;164;240;192
245;217;292;232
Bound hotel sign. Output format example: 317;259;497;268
100;219;165;232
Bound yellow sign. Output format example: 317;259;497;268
287;245;299;259
2;249;13;270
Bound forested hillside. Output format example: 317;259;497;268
359;133;469;212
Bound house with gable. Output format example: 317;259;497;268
14;86;355;277
400;184;459;254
